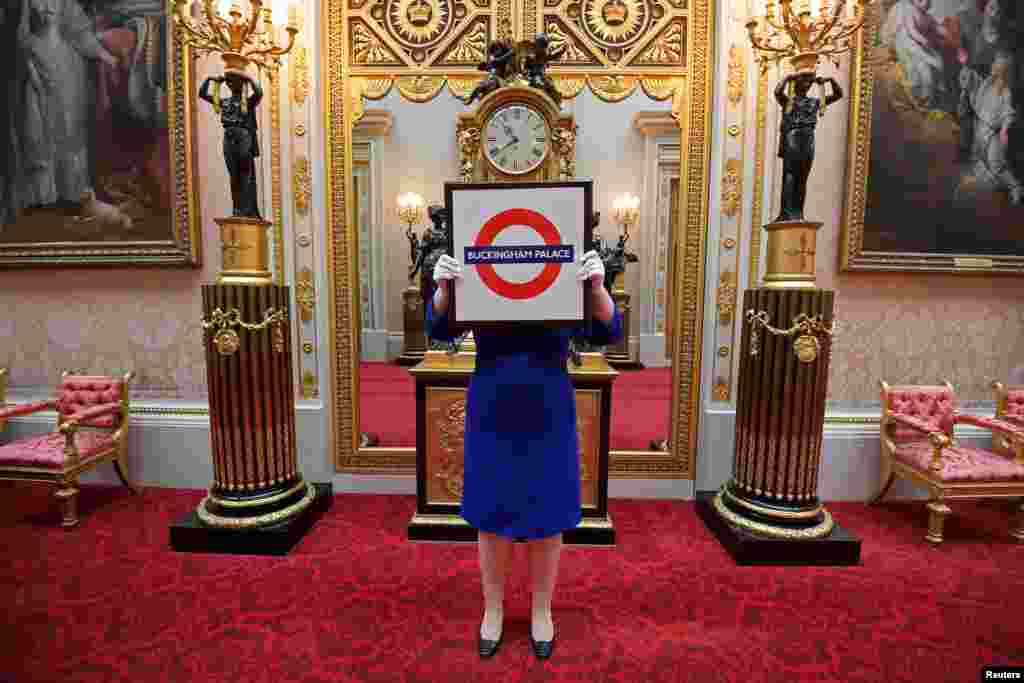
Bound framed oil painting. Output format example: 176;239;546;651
0;1;200;266
841;0;1024;273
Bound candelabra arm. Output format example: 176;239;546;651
202;0;231;46
248;27;297;61
819;19;867;49
779;2;802;49
812;0;849;49
242;0;264;45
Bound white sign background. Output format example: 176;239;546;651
450;186;586;323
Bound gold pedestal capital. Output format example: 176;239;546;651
215;216;273;286
762;220;822;290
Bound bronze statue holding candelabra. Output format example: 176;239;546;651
168;0;331;555
697;0;869;565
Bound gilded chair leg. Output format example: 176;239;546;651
925;500;951;545
868;473;896;505
55;484;79;529
113;449;137;494
1011;501;1024;543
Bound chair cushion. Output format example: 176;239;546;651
0;432;115;469
894;441;1024;482
57;376;124;428
1006;389;1024;422
885;386;955;443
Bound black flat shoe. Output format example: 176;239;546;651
529;634;555;660
478;632;502;658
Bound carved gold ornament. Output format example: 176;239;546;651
302;370;319;399
291;46;309;105
302;342;314;354
638;21;684;64
552;125;578;179
296;267;316;323
362;78;394;99
436;399;467;498
456;125;481;181
639;77;680;101
294;123;307;137
293;157;311;217
553;76;587;99
588;75;637;102
718;346;730;357
272;323;286;353
723;237;736;249
792;334;820;363
721;158;742;217
713;380;730;401
582;0;649;48
447;77;482;100
727;124;740;137
214;329;241;356
352;23;396;64
717;270;737;324
746;311;835;362
202;307;288;357
547;22;591;63
727;45;745;106
387;0;451;47
443;21;487;63
395;75;446;102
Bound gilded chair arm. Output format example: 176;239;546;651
954;413;1024;440
887;412;950;472
955;413;1024;464
0;400;57;420
58;402;121;434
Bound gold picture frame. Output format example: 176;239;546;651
0;17;201;267
840;7;1024;274
323;0;715;478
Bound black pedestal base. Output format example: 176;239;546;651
170;482;333;556
605;356;645;370
696;490;861;566
408;513;615;545
395;352;426;366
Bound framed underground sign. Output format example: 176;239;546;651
444;181;594;328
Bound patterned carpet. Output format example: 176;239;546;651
1;483;1023;682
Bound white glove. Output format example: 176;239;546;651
577;250;604;284
433;254;463;287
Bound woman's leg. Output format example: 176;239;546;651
527;533;562;641
478;531;513;640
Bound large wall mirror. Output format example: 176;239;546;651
323;0;714;479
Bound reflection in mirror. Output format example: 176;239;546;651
356;88;677;453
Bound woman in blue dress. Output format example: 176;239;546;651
426;250;622;659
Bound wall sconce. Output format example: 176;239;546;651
612;194;640;244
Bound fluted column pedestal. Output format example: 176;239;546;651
171;217;331;556
696;219;860;565
396;285;428;366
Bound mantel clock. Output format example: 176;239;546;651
457;86;577;183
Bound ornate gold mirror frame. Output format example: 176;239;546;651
323;0;714;478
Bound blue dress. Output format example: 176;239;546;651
426;296;623;539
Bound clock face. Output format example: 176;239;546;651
483;105;550;176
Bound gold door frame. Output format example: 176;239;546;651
323;0;714;478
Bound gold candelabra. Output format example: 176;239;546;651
171;0;299;73
745;0;870;74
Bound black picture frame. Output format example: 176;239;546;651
443;180;594;331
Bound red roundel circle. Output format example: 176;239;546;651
473;208;563;300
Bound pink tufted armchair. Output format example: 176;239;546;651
992;382;1024;457
0;372;136;528
874;381;1024;545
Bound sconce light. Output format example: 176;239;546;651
397;192;425;228
612;194;640;243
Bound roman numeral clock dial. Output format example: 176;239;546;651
483;104;551;177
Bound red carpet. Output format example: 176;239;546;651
1;484;1023;683
360;361;672;450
